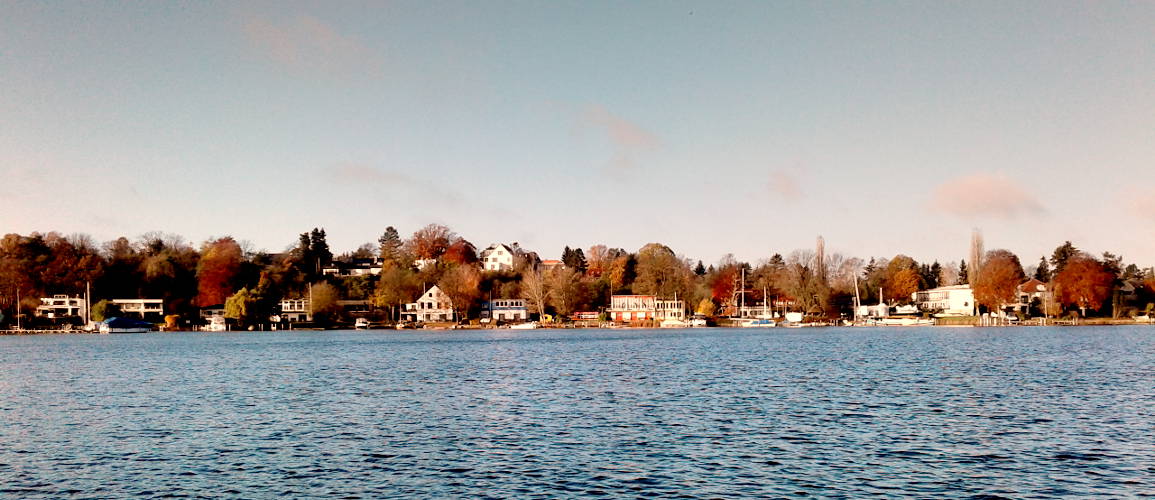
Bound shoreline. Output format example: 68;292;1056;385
4;320;1152;336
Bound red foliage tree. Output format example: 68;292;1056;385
442;238;478;266
710;265;740;304
972;249;1026;311
196;237;242;307
1053;253;1114;316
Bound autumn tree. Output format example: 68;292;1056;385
196;237;243;307
695;298;716;316
607;253;636;293
632;243;691;299
372;265;419;321
406;224;455;261
438;264;481;320
882;255;920;304
442;238;478;266
586;245;611;277
546;268;585;317
1053;253;1114;316
972;249;1026;312
309;282;342;324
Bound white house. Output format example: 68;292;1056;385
112;298;164;320
35;295;86;319
608;295;684;323
481;298;528;321
279;298;311;322
402;285;455;323
480;244;515;272
913;285;975;317
322;257;384;277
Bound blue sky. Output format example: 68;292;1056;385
2;1;1153;267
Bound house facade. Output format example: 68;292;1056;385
279;298;311;322
481;298;528;321
35;295;86;319
913;285;975;317
112;298;164;320
608;295;685;323
402;285;455;323
322;257;384;277
480;244;515;272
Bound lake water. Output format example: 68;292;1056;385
2;327;1153;498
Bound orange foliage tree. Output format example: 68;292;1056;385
1053;253;1114;316
972;249;1025;312
406;224;455;261
883;255;920;303
195;237;242;307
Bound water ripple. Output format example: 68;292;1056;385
1;326;1154;497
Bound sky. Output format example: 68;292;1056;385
2;1;1153;268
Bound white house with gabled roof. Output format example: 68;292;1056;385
480;243;515;272
402;285;455;322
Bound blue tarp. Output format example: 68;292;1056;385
102;317;153;329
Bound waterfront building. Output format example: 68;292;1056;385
199;306;225;319
402;285;455;322
35;295;86;319
608;295;685;323
112;298;164;320
279;298;311;322
479;244;515;272
913;285;975;317
480;298;528;321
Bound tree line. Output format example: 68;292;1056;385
2;226;1153;327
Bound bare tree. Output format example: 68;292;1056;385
520;268;550;318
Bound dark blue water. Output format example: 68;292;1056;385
2;327;1154;498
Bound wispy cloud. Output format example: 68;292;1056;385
581;104;658;170
930;172;1045;218
768;171;802;201
243;15;378;74
325;164;462;205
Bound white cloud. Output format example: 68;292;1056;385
930;172;1045;218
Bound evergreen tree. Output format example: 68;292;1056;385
863;257;877;280
924;260;942;288
1050;241;1078;276
1033;256;1051;281
694;260;706;276
958;259;969;284
561;246;589;273
310;228;332;268
769;253;786;269
378;226;402;264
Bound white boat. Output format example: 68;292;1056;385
689;316;708;328
509;321;538;330
660;318;692;328
354;318;370;330
204;316;227;332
